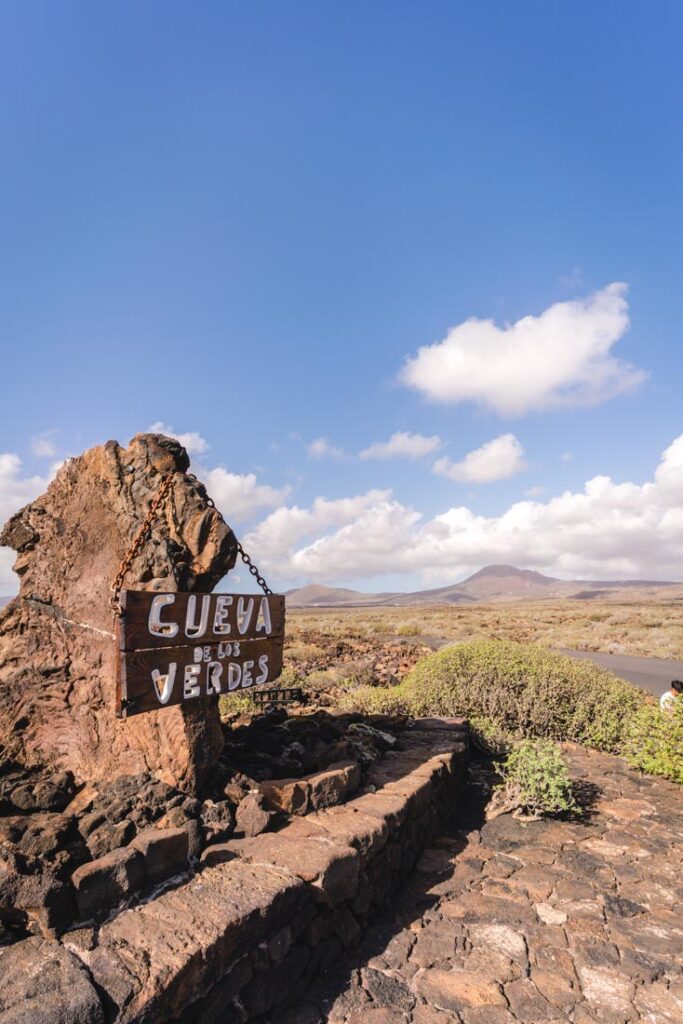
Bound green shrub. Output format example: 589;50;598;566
340;639;646;755
401;640;644;753
218;691;258;719
623;698;683;783
469;715;513;757
492;740;576;819
341;684;410;717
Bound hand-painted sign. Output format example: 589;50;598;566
115;590;285;718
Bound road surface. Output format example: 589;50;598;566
562;648;683;698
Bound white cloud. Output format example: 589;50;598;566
31;430;58;458
433;434;527;484
244;434;683;586
147;422;210;456
0;454;54;592
307;437;346;460
400;283;646;416
204;467;291;523
359;431;442;461
245;490;392;562
524;484;547;498
560;452;573;462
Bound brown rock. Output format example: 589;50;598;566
412;1006;462;1024
242;944;310;1015
413;969;507;1010
0;936;104;1023
347;1011;408;1024
224;831;359;905
1;866;76;938
531;968;579;1013
0;433;238;793
458;1011;517;1024
235;791;275;837
131;826;189;886
307;760;362;810
259;777;310;815
361;967;415;1010
83;859;304;1023
635;980;683;1023
468;922;527;965
71;846;144;920
312;804;390;864
575;965;635;1022
504;977;562;1021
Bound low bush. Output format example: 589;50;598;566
396;623;423;636
218;691;258;719
469;715;513;757
343;640;644;754
284;642;324;662
623;698;683;783
490;740;576;819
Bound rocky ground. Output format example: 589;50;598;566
283;630;438;696
273;746;683;1024
0;708;399;946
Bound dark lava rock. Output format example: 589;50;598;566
200;799;235;844
0;935;105;1022
235;791;275;838
479;813;548;853
86;818;136;859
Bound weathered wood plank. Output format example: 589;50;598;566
118;591;285;651
117;636;283;718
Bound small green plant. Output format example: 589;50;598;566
623;698;683;783
218;691;258;719
469;715;513;757
490;740;576;819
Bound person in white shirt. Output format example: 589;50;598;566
660;679;683;711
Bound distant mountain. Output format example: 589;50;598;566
285;564;682;607
283;584;379;606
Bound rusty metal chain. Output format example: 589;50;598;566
111;472;274;615
187;474;273;596
110;475;175;615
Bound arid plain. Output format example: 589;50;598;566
285;592;683;689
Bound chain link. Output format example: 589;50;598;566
187;474;273;596
111;474;176;615
111;472;274;615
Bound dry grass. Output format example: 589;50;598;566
287;597;683;659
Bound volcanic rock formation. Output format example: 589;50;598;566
0;433;238;793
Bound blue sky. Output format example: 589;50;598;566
1;1;683;593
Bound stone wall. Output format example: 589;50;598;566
0;719;468;1024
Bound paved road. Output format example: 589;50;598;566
561;648;683;698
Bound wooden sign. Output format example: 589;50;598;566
116;590;285;718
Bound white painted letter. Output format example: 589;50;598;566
237;596;255;636
227;662;242;690
152;662;177;704
185;594;211;639
148;594;178;638
183;663;201;698
256;654;269;684
255;598;272;635
213;595;233;635
206;661;223;695
242;660;254;687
